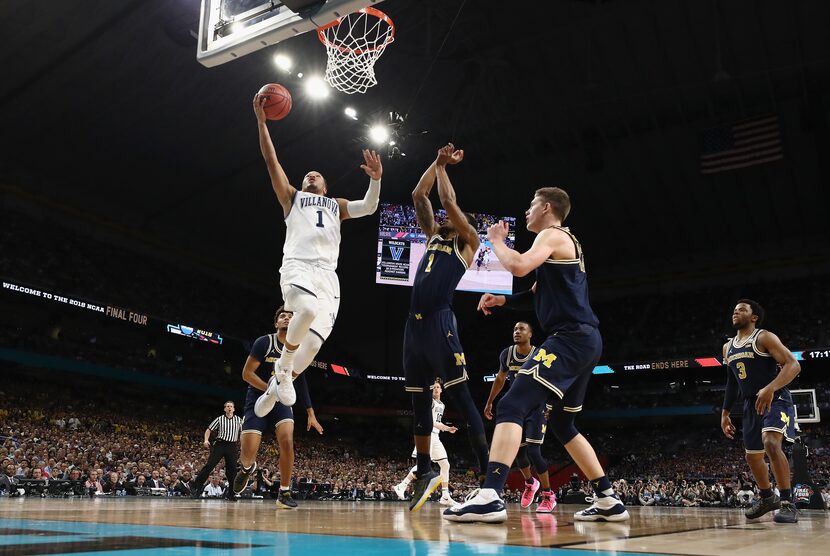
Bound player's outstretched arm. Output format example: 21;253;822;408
411;159;439;237
754;331;801;415
339;149;383;221
435;144;479;251
254;94;295;217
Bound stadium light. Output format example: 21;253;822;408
344;107;358;120
273;54;292;72
389;140;396;146
297;72;304;79
369;125;389;145
305;76;330;99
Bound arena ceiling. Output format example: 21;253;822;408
2;0;829;300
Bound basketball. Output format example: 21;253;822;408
257;83;292;120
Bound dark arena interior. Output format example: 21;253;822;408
0;1;829;555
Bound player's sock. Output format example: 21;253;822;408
525;477;535;486
779;488;792;502
416;453;431;476
280;486;290;493
279;348;297;372
401;475;412;487
590;476;615;498
482;462;510;493
442;487;450;496
760;487;773;498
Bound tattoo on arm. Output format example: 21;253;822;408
414;197;436;236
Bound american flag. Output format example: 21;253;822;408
700;115;783;174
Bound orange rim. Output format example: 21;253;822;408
317;7;395;55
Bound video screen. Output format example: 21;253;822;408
376;203;516;294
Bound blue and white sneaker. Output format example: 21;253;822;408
574;494;630;522
442;488;507;523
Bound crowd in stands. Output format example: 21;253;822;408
2;370;828;509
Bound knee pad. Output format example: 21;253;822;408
527;443;548;475
412;393;433;436
549;412;579;444
515;445;530;469
437;459;450;482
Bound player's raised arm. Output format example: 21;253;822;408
754;331;801;415
489;225;570;278
435;144;479;251
411;158;439;237
339;149;383;221
254;94;296;217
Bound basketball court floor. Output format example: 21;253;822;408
0;498;826;555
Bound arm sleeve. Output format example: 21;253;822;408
249;336;270;362
723;369;738;412
346;178;381;218
294;372;312;409
498;348;509;373
502;289;534;310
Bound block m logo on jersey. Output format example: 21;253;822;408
533;349;557;368
780;411;791;427
454;353;466;366
389;246;405;261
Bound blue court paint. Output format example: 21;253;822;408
0;517;674;556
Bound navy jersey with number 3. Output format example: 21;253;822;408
725;328;790;400
410;235;468;313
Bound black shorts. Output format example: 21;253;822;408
403;309;468;393
518;323;602;412
242;398;293;435
742;393;796;453
521;403;552;445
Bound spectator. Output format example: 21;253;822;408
202;475;224;498
85;471;103;494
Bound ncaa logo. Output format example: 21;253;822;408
794;484;813;503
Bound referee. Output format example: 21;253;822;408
193;401;241;500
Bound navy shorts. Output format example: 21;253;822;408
517;323;602;412
742;393;796;453
521;403;552;445
242;398;293;435
403;308;468;393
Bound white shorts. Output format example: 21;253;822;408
411;435;448;462
280;260;340;341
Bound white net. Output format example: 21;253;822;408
318;8;395;95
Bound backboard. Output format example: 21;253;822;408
791;388;820;424
197;0;382;67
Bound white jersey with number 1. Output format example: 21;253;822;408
282;190;342;271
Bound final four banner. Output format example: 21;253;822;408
380;238;410;281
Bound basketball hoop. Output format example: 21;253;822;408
317;7;395;95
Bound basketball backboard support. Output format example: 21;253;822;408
197;0;382;68
791;389;820;424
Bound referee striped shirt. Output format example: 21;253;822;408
208;415;242;442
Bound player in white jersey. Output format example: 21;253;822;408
394;380;458;506
252;94;383;415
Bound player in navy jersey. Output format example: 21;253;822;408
233;306;323;509
484;322;555;512
445;187;627;523
721;299;801;523
253;95;382;413
404;144;489;512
